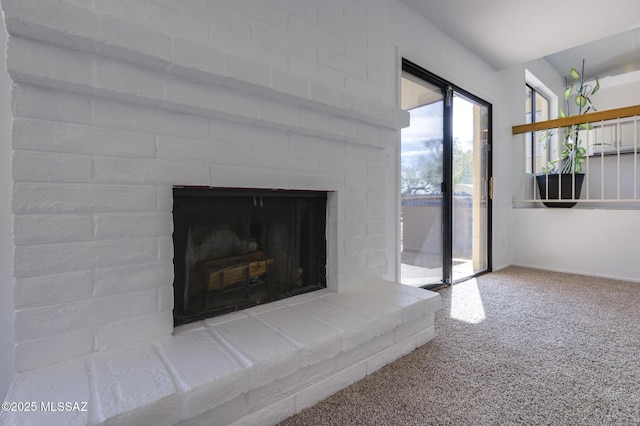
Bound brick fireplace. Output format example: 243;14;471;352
0;1;441;424
172;187;328;325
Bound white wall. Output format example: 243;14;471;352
595;73;640;110
391;0;513;271
0;15;15;400
512;209;640;282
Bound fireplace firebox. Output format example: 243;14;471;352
172;187;327;326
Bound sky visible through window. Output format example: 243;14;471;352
401;97;474;167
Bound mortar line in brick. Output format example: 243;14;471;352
152;342;188;392
86;358;104;425
206;326;253;369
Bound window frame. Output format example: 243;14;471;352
524;70;558;175
525;83;551;174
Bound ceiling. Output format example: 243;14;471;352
401;0;640;78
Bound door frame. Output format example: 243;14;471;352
401;58;493;285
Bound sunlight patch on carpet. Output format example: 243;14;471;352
450;278;485;324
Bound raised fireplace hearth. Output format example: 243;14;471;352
173;187;327;325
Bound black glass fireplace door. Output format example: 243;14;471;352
172;188;327;326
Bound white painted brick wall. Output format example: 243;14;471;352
4;0;409;390
12;118;157;158
14;239;159;279
13;151;91;183
99;14;172;68
10;109;388;370
93;263;173;296
92;97;209;138
13;214;93;245
94;311;173;352
14;271;93;308
95;0;210;45
15;328;95;372
15;289;159;342
13;183;158;214
13;84;92;123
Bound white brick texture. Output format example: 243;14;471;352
0;0;427;424
3;283;441;425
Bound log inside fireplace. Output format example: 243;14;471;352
172;187;327;326
199;250;273;292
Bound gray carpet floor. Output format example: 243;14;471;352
279;267;640;425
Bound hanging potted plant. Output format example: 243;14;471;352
536;60;599;207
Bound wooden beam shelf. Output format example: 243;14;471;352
512;105;640;135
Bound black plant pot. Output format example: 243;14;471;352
535;173;585;208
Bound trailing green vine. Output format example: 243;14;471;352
541;60;599;175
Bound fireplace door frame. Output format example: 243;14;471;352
172;187;328;326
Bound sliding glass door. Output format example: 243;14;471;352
400;59;491;287
451;92;491;282
400;74;445;286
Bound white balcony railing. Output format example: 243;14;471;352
512;105;640;207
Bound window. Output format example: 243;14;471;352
525;84;550;174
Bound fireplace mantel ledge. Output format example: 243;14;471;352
3;0;409;148
1;280;441;425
